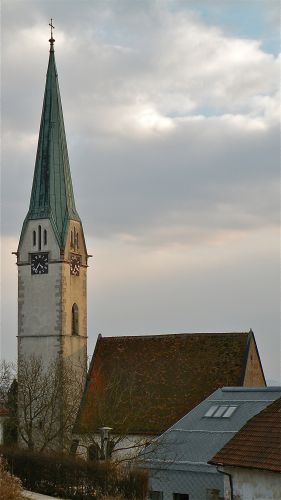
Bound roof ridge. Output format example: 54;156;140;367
222;387;281;393
100;331;250;341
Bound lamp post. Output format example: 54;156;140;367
99;426;112;460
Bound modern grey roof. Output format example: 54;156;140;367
142;387;281;473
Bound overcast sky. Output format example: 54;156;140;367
1;0;280;383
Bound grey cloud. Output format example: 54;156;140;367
3;117;278;247
1;0;280;383
3;1;279;133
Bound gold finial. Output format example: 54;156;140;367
49;18;55;50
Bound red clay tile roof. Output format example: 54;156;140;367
209;397;281;472
75;331;262;435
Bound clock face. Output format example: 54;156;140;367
31;253;49;275
70;255;80;276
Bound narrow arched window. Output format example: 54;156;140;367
76;232;79;249
33;231;36;246
88;443;100;461
71;231;74;248
38;225;42;250
72;303;79;336
43;229;47;246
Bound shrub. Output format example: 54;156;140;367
0;457;25;500
0;446;148;499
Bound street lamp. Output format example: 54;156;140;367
99;426;113;460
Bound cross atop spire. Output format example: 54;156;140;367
49;18;55;37
49;18;55;51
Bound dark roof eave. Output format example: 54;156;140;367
209;460;281;474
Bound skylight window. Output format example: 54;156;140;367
204;405;219;417
204;405;238;418
213;406;228;417
222;406;237;418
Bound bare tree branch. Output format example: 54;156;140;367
0;361;15;402
17;355;85;452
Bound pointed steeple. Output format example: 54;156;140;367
23;28;80;248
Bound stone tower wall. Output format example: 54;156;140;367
243;337;266;387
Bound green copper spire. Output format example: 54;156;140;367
23;28;80;248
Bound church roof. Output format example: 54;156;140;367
21;39;80;248
209;396;281;472
75;330;265;436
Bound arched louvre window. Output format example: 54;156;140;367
33;231;36;246
72;303;79;336
73;227;76;249
88;443;100;461
43;229;47;245
71;230;74;248
38;225;42;250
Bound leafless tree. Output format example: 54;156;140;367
17;354;84;452
0;360;18;445
76;363;170;464
0;360;16;402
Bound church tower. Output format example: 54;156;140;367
16;28;87;448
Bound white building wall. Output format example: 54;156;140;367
18;218;87;369
224;466;281;500
18;263;61;340
148;468;224;500
18;220;62;366
76;433;153;462
19;219;61;261
17;218;88;451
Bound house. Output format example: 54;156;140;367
74;330;266;459
209;396;281;500
140;387;281;500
